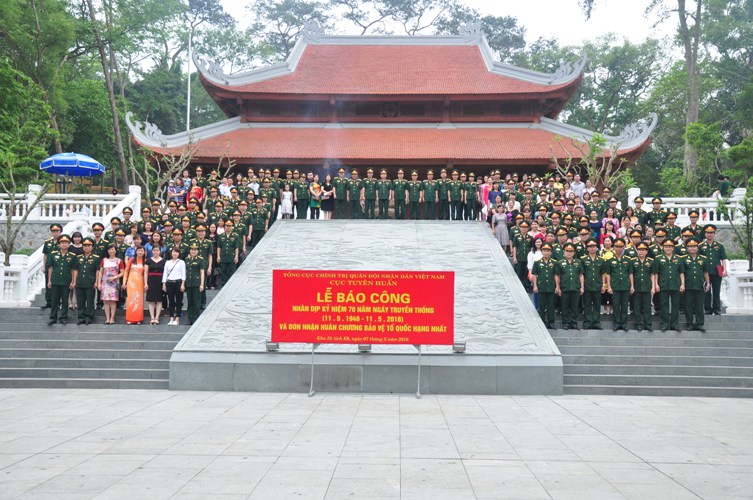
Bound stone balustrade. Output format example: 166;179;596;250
0;185;129;222
628;187;748;227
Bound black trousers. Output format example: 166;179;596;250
438;200;449;220
364;199;376;219
686;289;706;327
394;200;405;220
50;284;69;321
612;290;630;329
76;287;95;322
334;199;347;219
450;201;462;220
538;292;555;328
466;202;477;221
349;200;361;219
424;201;435;220
561;290;580;328
186;286;201;324
705;274;722;314
408;201;420;220
378;199;389;219
296;199;308;219
515;261;529;289
659;290;680;330
165;281;183;317
582;290;601;328
633;291;652;329
250;229;265;250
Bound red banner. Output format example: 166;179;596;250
272;270;454;345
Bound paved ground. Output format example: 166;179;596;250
0;390;751;499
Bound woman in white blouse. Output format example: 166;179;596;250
162;247;186;326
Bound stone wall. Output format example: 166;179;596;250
0;222;53;251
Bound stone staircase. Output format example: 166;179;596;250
0;290;218;389
551;314;753;397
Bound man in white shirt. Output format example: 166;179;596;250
571;174;585;199
219;178;233;198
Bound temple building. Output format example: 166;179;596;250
127;23;656;177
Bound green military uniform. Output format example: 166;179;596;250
581;253;606;329
683;250;709;330
463;179;478;220
42;235;60;308
249;203;269;250
448;178;463;220
407;178;422;220
392;175;408;220
557;254;583;329
437;175;450;220
295;179;309;219
421;177;438;220
362;174;378;219
533;256;558;328
376;177;393;219
683;223;706;242
332;174;349;219
184;253;205;324
653;249;684;331
606;252;632;330
46;246;76;324
191;235;213;309
646;208;668;227
74;250;99;324
512;231;533;291
630;254;655;330
347;175;363;219
217;230;239;286
700;235;727;315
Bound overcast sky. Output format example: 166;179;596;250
220;0;675;47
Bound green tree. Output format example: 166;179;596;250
718;178;753;271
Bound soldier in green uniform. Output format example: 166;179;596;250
556;242;584;330
332;168;349;219
184;243;206;325
191;225;213;309
683;239;710;331
113;229;129;262
207;201;226;227
551;228;569;261
646;197;668;227
46;235;76;325
605;238;632;331
259;177;277;222
630;242;655;331
653;239;685;332
73;238;99;325
581;238;606;329
217;219;239;286
511;221;534;291
407;170;422;220
562;214;578;239
464;173;479;221
41;223;63;309
376;169;393;219
347;169;363;219
294;172;309;219
180;216;197;242
269;168;282;226
605;197;624;221
103;217;121;244
632;196;648;226
392;169;408;220
362;168;378;219
231;211;248;258
573;228;590;258
195;166;208;190
170;228;191;259
448;170;463;220
532;243;558;328
650;228;667;259
700;225;728;315
682;210;705;242
458;172;468;218
138;207;153;234
437;168;450;220
249;198;270;251
421;170;437;220
623;230;643;259
664;213;681;242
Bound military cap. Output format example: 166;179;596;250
705;224;717;232
666;212;677;219
151;199;162;205
382;169;389;174
255;198;263;204
451;170;459;175
189;242;199;250
163;220;174;227
613;238;626;247
215;201;224;207
630;230;643;237
525;188;533;194
265;169;272;174
273;168;280;173
566;200;575;206
512;173;519;178
663;239;675;246
636;242;649;250
110;217;121;224
411;170;419;175
167;201;177;207
563;214;573;220
82;237;94;245
122;207;133;214
238;200;248;206
92;222;104;230
586;238;599;246
177;205;187;210
507;179;515;185
519;221;530;228
230;187;238;193
224;220;234;226
181;216;191;222
367;168;374;173
652;197;662;203
682;229;694;237
286;170;293;175
515;214;525;220
232;211;241;216
440;168;447;174
172;228;183;235
608;197;618;203
189;197;199;203
592;191;601;197
689;210;700;217
579;228;590;234
550;212;561;218
634;196;644;203
397;169;405;174
541;243;553;251
58;235;71;243
293;169;300;174
686;239;699;246
469;172;475;178
195;166;203;171
563;243;576;251
351;169;358;174
141;207;151;213
553;200;563;206
556;228;568;235
50;223;63;231
602;187;612;193
459;172;467;177
337;167;345;173
196;212;206;218
566;172;574;177
115;228;126;236
579;216;589;222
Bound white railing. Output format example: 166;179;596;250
628;187;747;227
722;260;753;314
0;186;142;307
0;184;128;223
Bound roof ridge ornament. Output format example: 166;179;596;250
549;52;588;84
193;53;229;85
303;20;325;43
125;112;167;148
612;113;659;147
458;21;484;43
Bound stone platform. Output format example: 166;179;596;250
170;220;562;394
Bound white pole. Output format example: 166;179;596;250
186;27;192;132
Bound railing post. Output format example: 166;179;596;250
128;185;142;221
26;184;43;221
730;188;747;223
11;255;29;302
628;187;641;208
0;256;5;301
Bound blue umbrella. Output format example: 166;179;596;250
40;152;105;177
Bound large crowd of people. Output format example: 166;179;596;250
40;166;731;331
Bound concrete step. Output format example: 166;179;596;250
557;345;753;357
563;364;753;377
0;358;169;369
564;374;753;388
0;339;179;350
0;348;173;360
554;336;753;347
0;367;169;380
548;322;751;332
0;332;185;341
562;354;753;367
0;323;191;333
0;378;169;389
549;329;753;340
563;384;753;398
